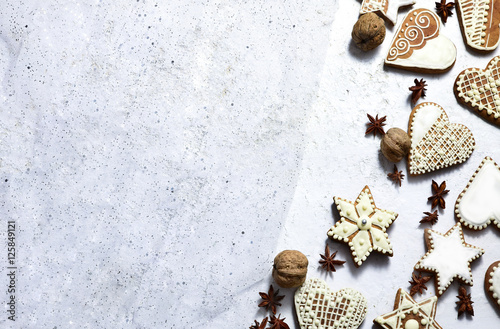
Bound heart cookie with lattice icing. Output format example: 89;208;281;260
360;0;415;25
456;0;500;51
407;102;475;176
385;8;456;73
485;261;500;310
295;278;367;329
455;157;500;230
454;56;500;127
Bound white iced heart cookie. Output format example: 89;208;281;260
485;261;500;310
455;157;500;230
295;278;367;329
385;8;456;72
360;0;416;25
407;102;475;175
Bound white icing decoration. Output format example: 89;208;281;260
492;265;500;295
408;102;475;175
456;0;500;51
455;57;500;122
456;157;500;229
328;187;397;266
415;223;484;295
385;9;456;72
374;289;442;329
360;0;416;25
294;279;367;329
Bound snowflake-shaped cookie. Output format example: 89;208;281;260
327;186;398;267
374;289;442;329
414;223;484;296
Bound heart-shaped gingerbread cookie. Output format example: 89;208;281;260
295;278;367;329
454;55;500;127
456;0;500;51
486;261;500;310
385;8;456;73
407;102;475;175
455;157;500;230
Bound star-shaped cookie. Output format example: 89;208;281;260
414;223;484;296
327;186;398;267
374;288;442;329
360;0;416;25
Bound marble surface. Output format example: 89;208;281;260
0;0;499;328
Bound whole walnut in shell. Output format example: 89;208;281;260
272;250;308;288
352;13;386;51
380;127;411;162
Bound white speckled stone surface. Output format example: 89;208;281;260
0;0;499;328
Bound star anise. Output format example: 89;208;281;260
387;165;404;187
409;78;427;104
420;210;439;225
428;180;449;209
456;285;474;316
435;0;455;23
250;317;268;329
409;272;432;296
269;314;290;329
319;244;345;272
365;114;386;136
258;285;284;315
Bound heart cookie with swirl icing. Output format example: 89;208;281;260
485;261;500;310
385;8;456;73
455;157;500;230
407;102;475;176
454;56;500;127
295;278;367;329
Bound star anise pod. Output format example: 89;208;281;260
420;210;439;225
319;244;345;272
387;164;404;187
365;114;386;136
435;0;455;23
409;272;432;296
250;317;268;329
258;285;284;315
456;285;474;316
269;314;290;329
428;180;449;209
409;78;427;104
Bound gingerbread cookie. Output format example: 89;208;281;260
414;223;484;296
295;278;367;329
454;55;500;127
456;0;500;51
385;8;456;73
485;261;500;310
327;186;397;267
455;156;500;230
374;289;442;329
360;0;416;25
407;102;475;176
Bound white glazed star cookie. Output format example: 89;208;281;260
360;0;416;25
414;223;484;296
374;289;442;329
327;186;397;267
455;156;500;230
295;278;367;329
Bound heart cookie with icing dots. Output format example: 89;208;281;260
295;278;367;329
407;102;475;176
385;8;456;73
455;157;500;230
485;261;500;310
454;55;500;127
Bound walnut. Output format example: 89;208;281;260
352;13;386;51
380;128;411;162
272;250;308;288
